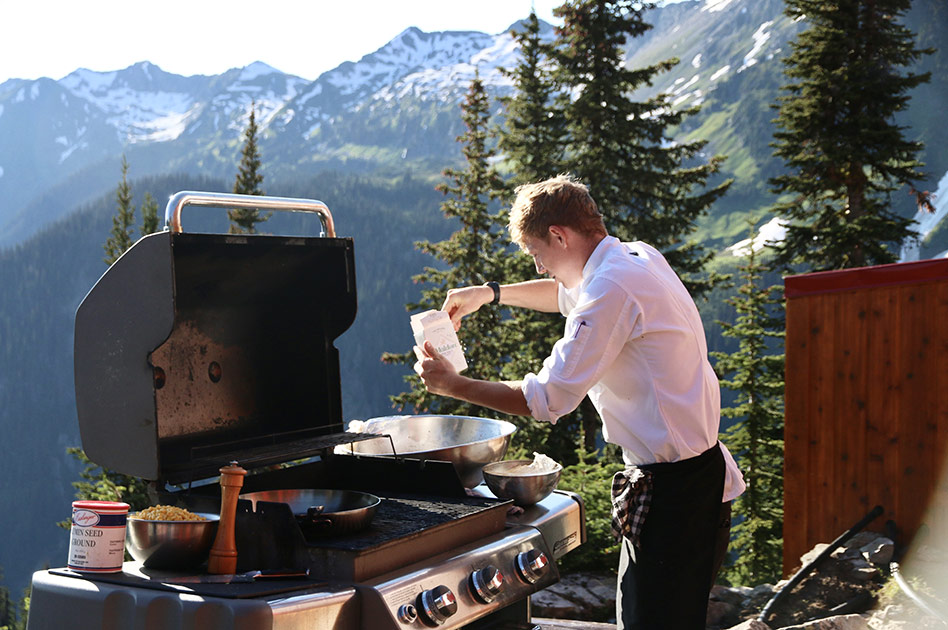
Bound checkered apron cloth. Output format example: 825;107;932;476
610;467;654;548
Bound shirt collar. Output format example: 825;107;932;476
580;235;620;282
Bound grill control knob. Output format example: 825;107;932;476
417;585;458;626
515;548;549;584
397;603;418;623
470;565;505;603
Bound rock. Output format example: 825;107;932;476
726;619;772;630
801;544;831;567
532;588;579;619
860;538;894;565
777;613;870;629
580;574;618;604
532;572;617;620
846;532;882;550
742;583;777;610
712;584;752;608
707;599;740;628
831;547;863;561
841;556;879;582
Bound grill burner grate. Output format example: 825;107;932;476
310;495;504;550
233;492;511;582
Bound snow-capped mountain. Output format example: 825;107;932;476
0;20;547;247
0;0;944;253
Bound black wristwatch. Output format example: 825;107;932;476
485;281;501;305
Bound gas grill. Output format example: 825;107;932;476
27;192;585;630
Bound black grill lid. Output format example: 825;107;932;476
74;192;359;484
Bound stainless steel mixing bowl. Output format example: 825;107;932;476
339;415;516;487
125;513;220;569
482;459;562;506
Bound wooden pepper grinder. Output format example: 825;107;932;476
207;461;247;574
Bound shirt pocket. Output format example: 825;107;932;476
561;316;594;379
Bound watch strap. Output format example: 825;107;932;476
485;281;501;305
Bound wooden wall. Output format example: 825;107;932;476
783;259;948;574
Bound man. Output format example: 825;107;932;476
414;174;744;629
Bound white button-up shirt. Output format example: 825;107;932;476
522;236;745;501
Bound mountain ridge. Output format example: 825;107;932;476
0;17;544;247
2;0;945;254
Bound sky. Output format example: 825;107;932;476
0;0;570;84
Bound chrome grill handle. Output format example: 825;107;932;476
164;191;335;237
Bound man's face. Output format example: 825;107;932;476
520;232;565;284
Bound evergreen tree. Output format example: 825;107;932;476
103;155;135;265
228;101;269;234
0;580;27;630
770;0;932;271
495;12;577;458
510;0;732;450
712;235;785;586
385;74;510;419
551;0;731;295
555;428;625;572
0;580;12;628
497;11;567;187
140;191;160;235
62;448;151;521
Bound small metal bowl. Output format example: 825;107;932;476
482;459;563;506
125;513;220;569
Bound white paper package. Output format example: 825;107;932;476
410;310;468;372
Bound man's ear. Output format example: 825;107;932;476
548;225;568;248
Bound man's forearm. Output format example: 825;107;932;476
447;376;533;417
497;279;559;312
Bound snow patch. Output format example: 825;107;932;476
728;217;788;257
703;0;739;13
674;90;705;107
739;21;774;72
672;75;699;96
692;54;702;69
59;141;86;164
62;68;118;94
131;103;201;143
710;66;730;81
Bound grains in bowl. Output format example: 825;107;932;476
132;505;208;521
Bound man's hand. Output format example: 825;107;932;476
414;341;533;417
441;285;494;331
414;340;463;396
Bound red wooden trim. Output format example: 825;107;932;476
785;259;948;299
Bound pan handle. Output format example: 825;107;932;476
164;191;336;237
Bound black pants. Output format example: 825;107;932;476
616;443;727;629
